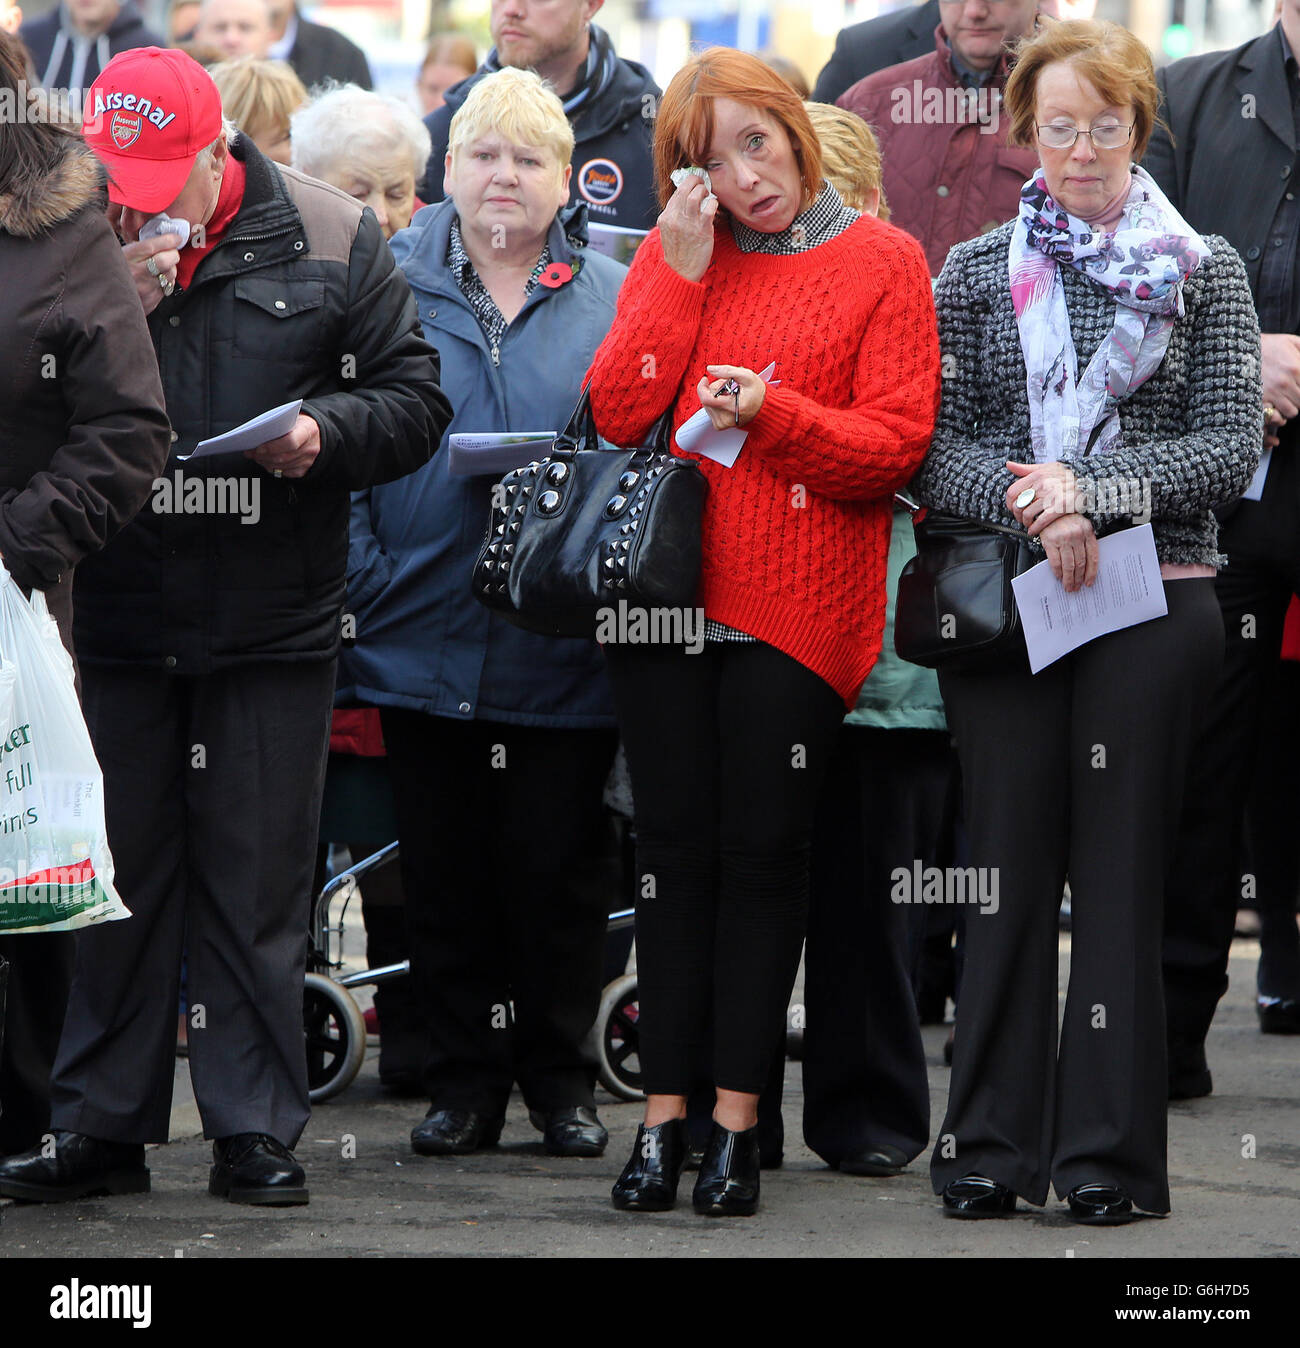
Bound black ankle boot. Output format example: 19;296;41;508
692;1122;760;1216
611;1118;687;1212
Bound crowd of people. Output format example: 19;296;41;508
0;0;1293;1231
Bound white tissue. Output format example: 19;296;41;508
671;166;716;213
139;213;192;247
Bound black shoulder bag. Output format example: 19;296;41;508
893;499;1034;672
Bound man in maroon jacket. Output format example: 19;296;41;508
837;0;1040;277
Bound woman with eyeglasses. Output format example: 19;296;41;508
911;20;1262;1223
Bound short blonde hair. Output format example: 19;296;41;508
447;67;574;178
1004;19;1161;161
805;103;889;220
210;56;306;148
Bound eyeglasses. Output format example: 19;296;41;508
1036;122;1134;150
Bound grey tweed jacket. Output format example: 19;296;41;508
910;220;1263;566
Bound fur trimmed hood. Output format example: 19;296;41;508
0;137;106;238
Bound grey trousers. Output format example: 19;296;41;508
49;660;335;1147
930;579;1223;1215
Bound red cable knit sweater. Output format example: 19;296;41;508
585;213;941;707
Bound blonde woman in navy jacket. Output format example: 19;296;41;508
340;68;628;1162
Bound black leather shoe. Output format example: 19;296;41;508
941;1174;1017;1218
530;1106;608;1157
209;1134;308;1206
1066;1183;1134;1225
692;1122;760;1217
0;1131;149;1203
410;1108;503;1156
612;1118;688;1211
839;1144;909;1177
1258;998;1300;1035
1168;1040;1212;1100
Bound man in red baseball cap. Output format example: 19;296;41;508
0;45;452;1210
83;44;222;213
82;46;226;309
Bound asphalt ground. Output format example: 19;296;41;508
0;932;1295;1270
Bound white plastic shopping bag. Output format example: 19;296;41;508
0;565;129;933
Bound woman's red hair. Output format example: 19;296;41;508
653;47;823;210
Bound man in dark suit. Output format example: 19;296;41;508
812;0;941;104
268;0;371;90
1143;6;1300;1096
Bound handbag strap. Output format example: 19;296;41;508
552;385;675;462
912;506;1031;544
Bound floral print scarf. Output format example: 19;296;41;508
1008;164;1209;463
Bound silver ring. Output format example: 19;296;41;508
273;469;283;478
145;256;161;277
1015;487;1036;510
158;274;171;293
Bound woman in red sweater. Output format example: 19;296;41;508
587;47;940;1217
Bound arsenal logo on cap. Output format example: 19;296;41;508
84;47;225;213
110;110;143;150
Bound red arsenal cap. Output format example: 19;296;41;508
84;47;224;213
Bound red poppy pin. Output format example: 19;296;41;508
539;262;573;288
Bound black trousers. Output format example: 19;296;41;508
604;640;845;1096
1244;661;1300;1000
933;580;1223;1214
800;726;945;1165
380;709;617;1117
1164;451;1300;1053
50;661;335;1147
0;932;73;1155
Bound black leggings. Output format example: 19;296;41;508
603;640;845;1095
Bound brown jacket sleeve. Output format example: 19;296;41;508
0;208;172;595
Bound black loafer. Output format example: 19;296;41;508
209;1134;308;1206
410;1108;503;1156
530;1106;608;1157
1066;1183;1134;1225
0;1131;149;1203
941;1174;1016;1218
1258;998;1300;1035
839;1144;908;1177
612;1118;688;1211
692;1122;760;1217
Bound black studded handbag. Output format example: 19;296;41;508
471;388;708;638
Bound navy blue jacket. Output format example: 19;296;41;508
22;2;164;96
416;26;659;234
337;199;626;727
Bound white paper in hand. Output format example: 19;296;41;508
1011;523;1167;674
675;363;779;468
178;399;303;460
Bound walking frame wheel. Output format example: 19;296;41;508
304;971;367;1103
594;972;643;1101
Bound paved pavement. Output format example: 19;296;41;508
0;933;1296;1260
